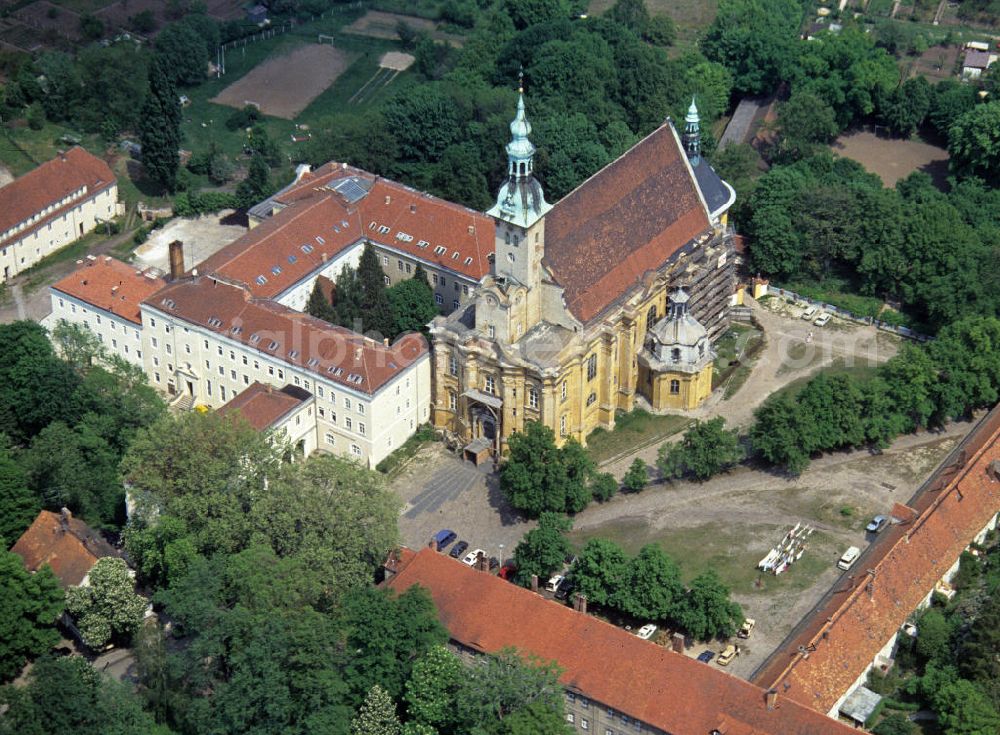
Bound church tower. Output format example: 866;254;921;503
683;97;701;165
487;76;551;293
480;76;552;341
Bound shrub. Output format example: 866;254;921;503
622;458;649;493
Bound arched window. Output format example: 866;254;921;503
671;347;681;363
519;162;526;176
698;342;705;357
670;379;680;395
587;354;597;381
647;304;657;327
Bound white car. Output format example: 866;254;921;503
801;306;818;320
636;623;658;640
462;548;486;567
813;313;831;327
545;574;565;592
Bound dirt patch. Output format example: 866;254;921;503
12;2;83;41
211;44;356;120
905;44;962;82
344;10;464;45
831;130;950;189
568;426;967;679
132;211;247;273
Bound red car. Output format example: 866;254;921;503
498;562;517;581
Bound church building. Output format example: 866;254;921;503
430;91;737;455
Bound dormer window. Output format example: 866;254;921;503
671;348;681;363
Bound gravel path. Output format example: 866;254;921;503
602;298;898;479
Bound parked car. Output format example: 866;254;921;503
498;561;517;581
737;618;756;639
433;529;456;551
801;306;818;320
462;548;486;566
837;545;861;570
636;623;658;640
545;574;565;593
697;650;715;663
716;644;739;666
554;577;575;601
866;515;889;534
449;541;469;559
488;556;500;572
813;313;831;327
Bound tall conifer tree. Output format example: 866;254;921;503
138;56;180;191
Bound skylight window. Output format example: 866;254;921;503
451;251;460;260
288;350;299;359
250;334;261;344
256;275;267;285
231;326;242;335
464;257;473;265
341;220;349;228
417;240;429;249
307;357;319;367
267;340;278;350
332;225;340;233
369;221;378;229
377;225;390;235
315;236;325;245
301;244;314;254
207;317;223;328
434;246;446;255
287;254;297;264
271;266;282;275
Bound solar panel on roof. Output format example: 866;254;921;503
333;178;368;203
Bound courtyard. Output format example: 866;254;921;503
389;299;964;680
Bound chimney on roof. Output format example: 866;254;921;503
384;195;391;205
765;689;778;711
383;338;389;347
76;259;84;265
104;256;112;262
409;203;416;213
168;240;185;281
987;460;1000;482
59;507;72;534
671;632;684;653
321;253;328;263
265;383;273;393
467;224;474;234
428;538;437;549
530;574;539;593
192;268;198;276
58;149;66;161
476;551;488;572
573;594;587;614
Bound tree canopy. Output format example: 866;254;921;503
0;550;63;681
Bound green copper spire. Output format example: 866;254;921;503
684;96;701;165
487;72;551;228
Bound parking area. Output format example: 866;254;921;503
392;444;534;563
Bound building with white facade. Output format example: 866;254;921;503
45;255;166;366
205;161;493;315
0;147;119;283
217;382;318;457
140;274;430;468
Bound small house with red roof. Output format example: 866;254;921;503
10;508;118;588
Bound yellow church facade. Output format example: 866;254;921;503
430;95;736;454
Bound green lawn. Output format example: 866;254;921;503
585;409;690;464
569;516;840;595
772;358;880;400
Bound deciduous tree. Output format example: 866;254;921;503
512;512;572;587
352;685;401;735
0;551;63;681
673;569;743;640
657;417;744;481
65;557;146;649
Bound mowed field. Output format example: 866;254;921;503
211;44;358;119
588;0;718;44
831;130;950;188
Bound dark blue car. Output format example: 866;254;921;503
433;529;457;551
697;651;715;663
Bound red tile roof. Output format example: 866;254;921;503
144;276;428;395
10;510;117;587
385;547;857;735
0;147;116;249
196;194;364;300
357;178;493;280
50;256;167;325
217;381;311;431
543;124;712;324
200;163;492;298
755;406;1000;713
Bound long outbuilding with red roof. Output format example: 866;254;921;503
384;546;860;735
0;147;119;283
